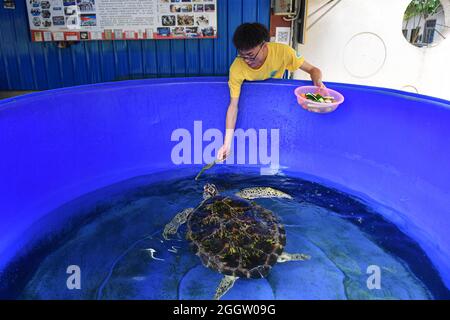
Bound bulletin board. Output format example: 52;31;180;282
26;0;217;42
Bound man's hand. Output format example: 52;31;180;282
314;80;326;89
217;144;230;162
315;81;329;96
218;98;239;162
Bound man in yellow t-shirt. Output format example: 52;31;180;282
217;23;325;161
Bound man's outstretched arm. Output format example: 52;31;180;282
217;97;239;161
299;60;325;88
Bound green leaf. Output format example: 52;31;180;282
195;160;217;180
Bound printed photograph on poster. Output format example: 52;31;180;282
80;14;97;27
53;16;65;26
80;31;89;40
26;0;217;41
29;0;40;7
77;0;95;12
157;27;170;37
65;16;79;28
161;15;176;26
193;4;203;12
64;6;77;16
32;17;41;27
185;26;199;38
200;26;215;37
195;14;210;27
204;3;215;12
199;12;216;25
172;26;185;37
170;4;192;13
31;8;41;16
41;1;50;9
177;15;194;26
42;19;52;27
41;10;51;19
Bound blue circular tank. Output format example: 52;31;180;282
0;77;449;296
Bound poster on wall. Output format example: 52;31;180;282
26;0;217;42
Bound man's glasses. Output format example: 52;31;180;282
237;42;265;61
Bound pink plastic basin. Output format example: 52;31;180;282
294;86;345;113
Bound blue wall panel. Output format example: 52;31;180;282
0;0;270;90
12;0;34;89
227;0;242;68
42;44;60;89
199;39;214;75
99;41;115;82
85;42;102;84
0;12;19;88
142;41;158;77
0;25;11;88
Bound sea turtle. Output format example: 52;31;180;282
163;184;310;300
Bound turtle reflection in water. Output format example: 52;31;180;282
163;184;310;300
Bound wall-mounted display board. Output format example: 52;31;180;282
26;0;217;42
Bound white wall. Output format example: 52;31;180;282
294;0;450;101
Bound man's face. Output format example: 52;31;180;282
238;42;266;68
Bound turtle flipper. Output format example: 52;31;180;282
214;275;238;300
236;187;293;200
162;208;194;240
277;252;310;263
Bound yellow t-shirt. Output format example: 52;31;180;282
228;42;305;98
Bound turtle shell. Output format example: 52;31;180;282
186;195;286;279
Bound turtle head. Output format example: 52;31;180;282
203;184;219;200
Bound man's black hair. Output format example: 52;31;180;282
233;23;270;51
